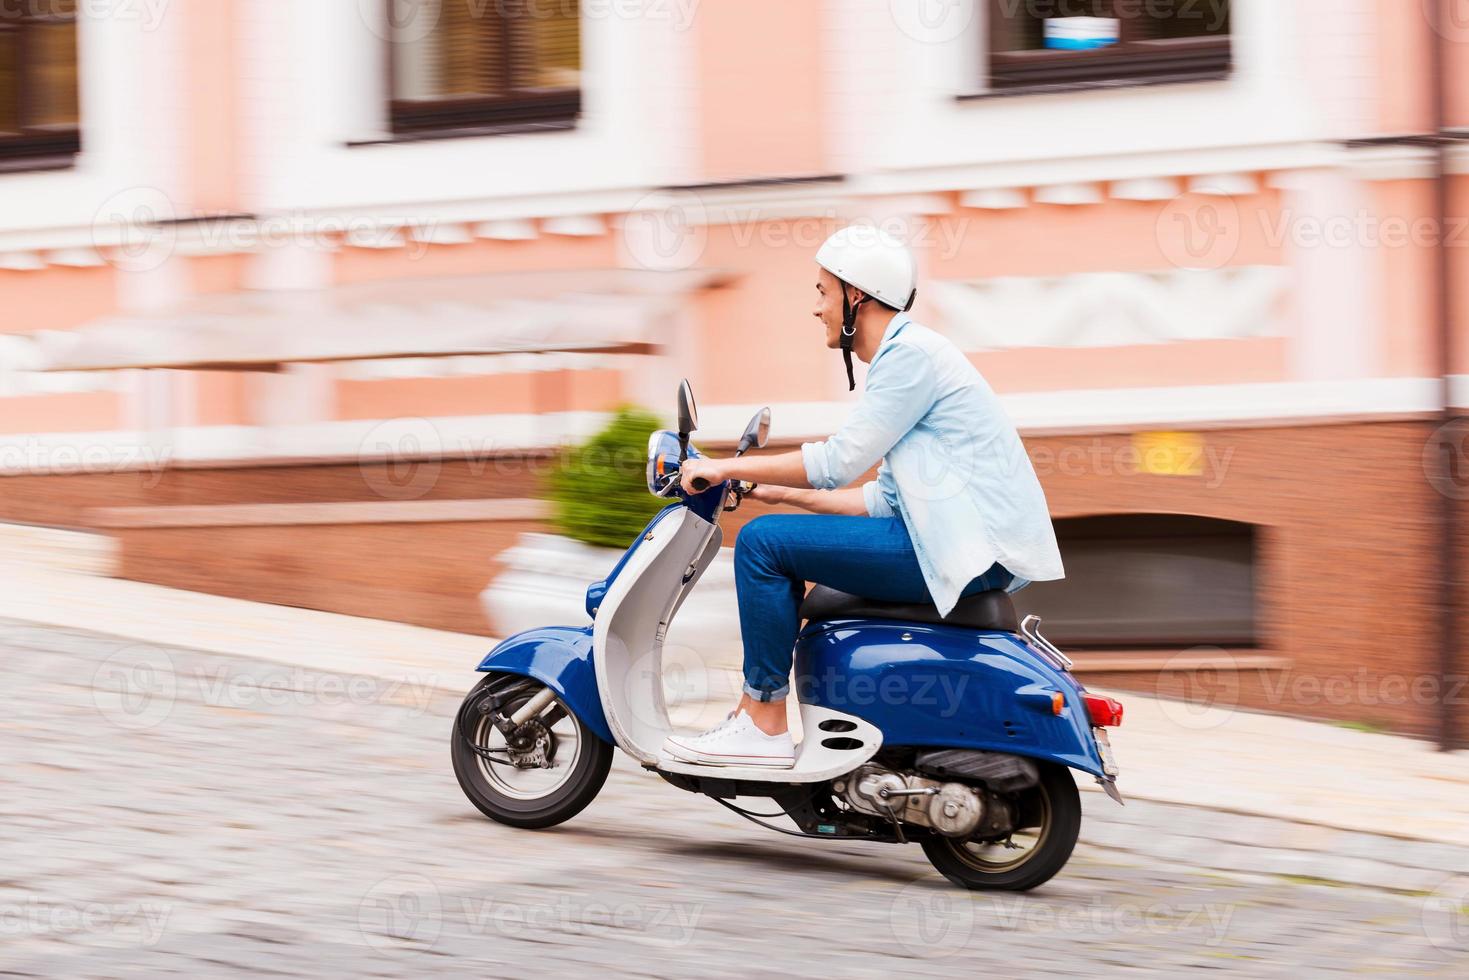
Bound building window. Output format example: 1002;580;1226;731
986;0;1231;91
0;0;81;170
388;0;581;138
1013;514;1256;648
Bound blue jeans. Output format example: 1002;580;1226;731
733;514;1014;701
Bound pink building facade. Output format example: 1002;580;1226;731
2;1;1467;738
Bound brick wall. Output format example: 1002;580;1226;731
3;421;1461;738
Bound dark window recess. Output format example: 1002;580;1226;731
388;0;581;138
0;0;81;170
1013;514;1256;648
987;0;1231;90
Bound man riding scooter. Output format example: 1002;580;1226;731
665;226;1066;768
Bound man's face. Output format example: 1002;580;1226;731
813;267;850;350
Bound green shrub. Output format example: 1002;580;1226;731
549;406;667;549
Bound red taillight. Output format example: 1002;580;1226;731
1083;693;1124;727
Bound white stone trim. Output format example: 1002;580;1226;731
1446;145;1469;177
1000;377;1443;434
1451;376;1469;410
895;194;957;216
542;215;608;237
708;378;1446;438
0;151;1448;265
0;411;616;475
930;266;1289;350
958;188;1026;210
671;183;847;227
343;226;405;250
89;498;552;529
0;252;46;272
475;219;538;241
47;248;106;268
1188;173;1260;196
1342;145;1438;182
409;223;473;246
338;351;624;380
853;144;1337;201
1110;177;1182;202
1033;183;1105;206
0;378;1453;475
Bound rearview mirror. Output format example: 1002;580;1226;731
738;407;771;454
676;380;698;435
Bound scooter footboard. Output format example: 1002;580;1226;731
476;625;613;744
794;621;1107;779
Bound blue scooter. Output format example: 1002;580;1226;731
452;381;1124;891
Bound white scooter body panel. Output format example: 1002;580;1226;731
593;504;881;782
593;506;721;764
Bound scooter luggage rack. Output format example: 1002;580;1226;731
1019;614;1073;671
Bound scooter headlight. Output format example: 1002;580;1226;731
647;429;679;495
645;429;691;496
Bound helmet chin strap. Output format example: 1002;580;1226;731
840;286;868;392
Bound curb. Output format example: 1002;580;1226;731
1078;793;1469;894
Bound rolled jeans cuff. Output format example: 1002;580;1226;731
742;680;790;703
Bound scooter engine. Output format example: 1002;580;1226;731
835;765;1005;839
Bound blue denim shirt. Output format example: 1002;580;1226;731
801;313;1064;615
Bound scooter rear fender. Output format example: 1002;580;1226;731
476;625;613;744
795;620;1108;779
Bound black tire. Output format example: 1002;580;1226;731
920;762;1082;891
451;673;613;830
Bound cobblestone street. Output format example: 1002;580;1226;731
3;620;1467;977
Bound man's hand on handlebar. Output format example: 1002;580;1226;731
678;457;726;495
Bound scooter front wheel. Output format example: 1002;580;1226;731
451;673;613;830
919;762;1081;891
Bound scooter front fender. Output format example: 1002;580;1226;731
476;625;613;744
795;621;1108;779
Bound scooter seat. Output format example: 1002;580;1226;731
800;584;1019;633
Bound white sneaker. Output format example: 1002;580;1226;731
663;710;796;768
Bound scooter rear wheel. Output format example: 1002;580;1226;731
451;673;613;830
919;762;1081;891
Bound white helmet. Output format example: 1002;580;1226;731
815;225;917;312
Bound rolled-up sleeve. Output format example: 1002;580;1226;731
862;478;896;518
801;441;835;491
801;341;938;490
